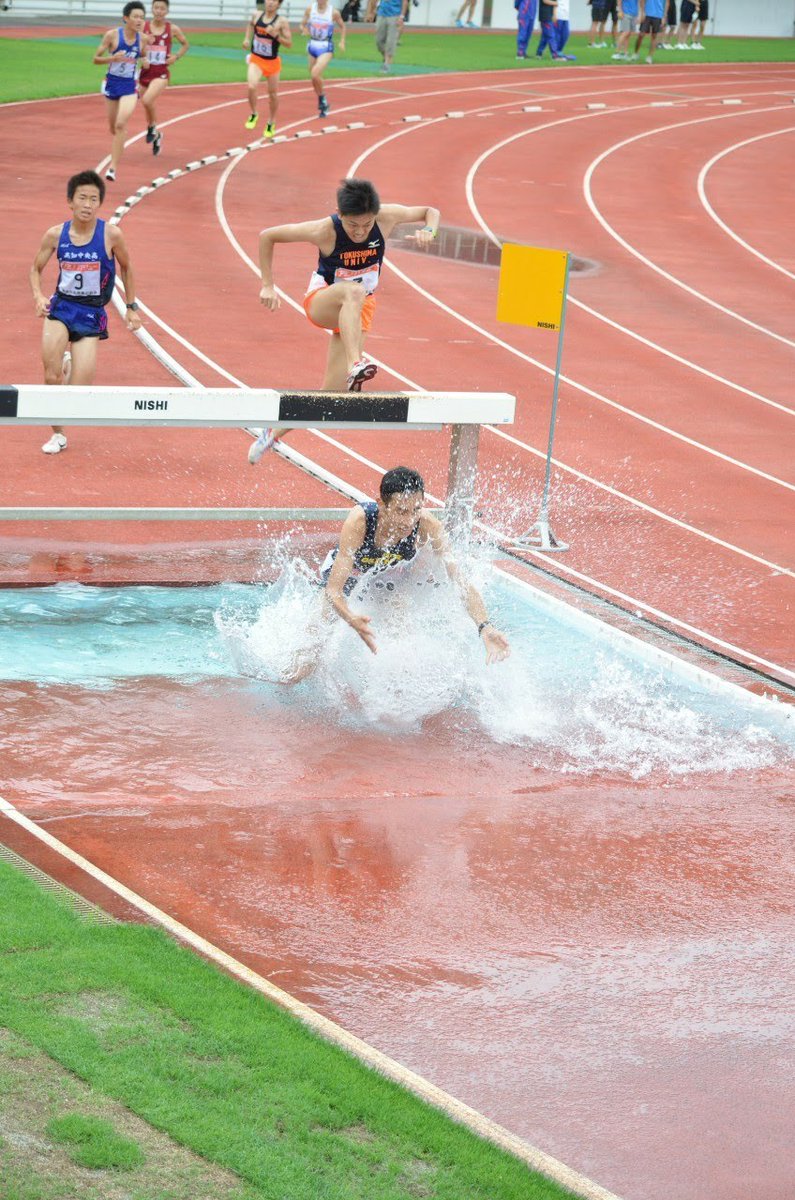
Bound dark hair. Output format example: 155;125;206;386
67;170;106;204
337;178;380;217
152;0;170;6
123;1;145;16
380;467;424;501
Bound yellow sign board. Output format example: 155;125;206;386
497;243;568;331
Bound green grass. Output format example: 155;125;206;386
46;1113;146;1170
0;860;574;1200
1;28;794;102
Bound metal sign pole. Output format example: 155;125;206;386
509;252;570;553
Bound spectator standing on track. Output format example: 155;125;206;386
301;0;345;118
612;0;639;58
248;177;439;461
632;0;664;61
454;0;480;27
29;170;142;456
375;0;407;72
536;0;563;59
139;0;189;155
242;0;292;138
93;0;149;182
515;0;537;59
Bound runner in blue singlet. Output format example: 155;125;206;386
94;1;149;182
30;170;142;456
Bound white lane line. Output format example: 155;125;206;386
696;125;795;281
345;118;795;493
582;106;795;350
464;124;794;419
0;796;625;1200
212;111;794;574
111;81;795;676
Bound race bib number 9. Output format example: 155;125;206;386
60;261;101;297
252;34;274;56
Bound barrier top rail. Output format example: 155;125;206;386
0;386;516;430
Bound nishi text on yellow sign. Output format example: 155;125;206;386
497;244;568;331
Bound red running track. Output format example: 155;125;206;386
1;63;794;1200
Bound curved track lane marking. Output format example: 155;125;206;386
465;124;794;419
99;81;795;675
696;125;795;281
583;106;795;349
215;125;795;579
344;117;795;492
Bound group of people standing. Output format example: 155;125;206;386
593;0;709;61
515;0;707;63
516;0;576;61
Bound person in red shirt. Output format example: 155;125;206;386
139;0;189;155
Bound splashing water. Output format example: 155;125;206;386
0;571;791;777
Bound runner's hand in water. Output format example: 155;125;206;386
348;613;377;654
482;626;510;664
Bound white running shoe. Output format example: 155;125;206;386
105;167;116;181
645;54;654;63
62;350;72;384
611;51;625;59
248;428;276;464
346;360;378;392
42;433;67;455
692;41;704;48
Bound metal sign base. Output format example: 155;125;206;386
508;518;570;553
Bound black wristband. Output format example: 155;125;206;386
126;302;139;311
477;620;491;636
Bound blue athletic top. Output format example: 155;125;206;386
644;0;664;16
307;0;335;53
321;500;421;593
313;214;385;294
107;27;143;78
55;219;116;308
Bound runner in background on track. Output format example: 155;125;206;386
281;466;511;682
94;0;149;182
139;0;189;155
29;170;142;456
300;0;345;119
248;177;439;463
242;0;292;138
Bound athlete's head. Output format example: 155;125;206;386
337;178;381;243
379;467;425;532
67;171;105;213
123;0;146;22
151;0;169;14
